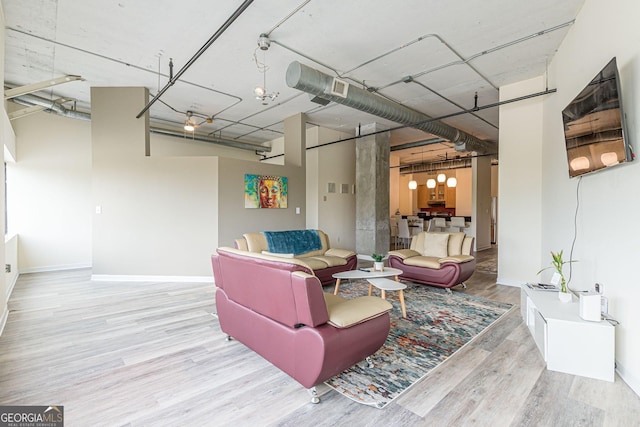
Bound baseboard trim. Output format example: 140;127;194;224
616;360;640;398
6;271;18;298
496;277;524;288
0;306;8;337
91;274;214;283
20;263;92;274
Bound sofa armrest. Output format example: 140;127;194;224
324;248;356;258
324;293;392;328
439;255;475;264
388;249;421;260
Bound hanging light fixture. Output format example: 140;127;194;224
426;179;436;188
183;111;196;132
408;180;417;190
447;177;457;188
437;173;446;183
253;35;279;105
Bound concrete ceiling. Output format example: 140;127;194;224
2;0;585;164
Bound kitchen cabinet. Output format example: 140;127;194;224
445;186;456;208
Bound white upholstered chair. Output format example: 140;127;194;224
397;218;411;249
431;217;447;232
450;216;467;232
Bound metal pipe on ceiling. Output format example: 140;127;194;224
149;128;270;152
136;0;256;119
286;61;496;154
13;93;91;121
400;158;473;174
390;138;447;151
11;94;270;153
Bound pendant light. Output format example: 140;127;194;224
426;179;436;188
437;173;446;183
447;177;457;188
408;180;417;190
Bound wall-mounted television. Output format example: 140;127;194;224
562;57;634;178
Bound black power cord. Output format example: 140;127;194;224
567;176;582;288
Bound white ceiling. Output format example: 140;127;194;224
2;0;585;164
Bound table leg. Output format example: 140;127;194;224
381;290;386;299
368;283;373;296
399;289;407;318
334;278;341;295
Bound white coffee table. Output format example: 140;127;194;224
367;278;408;318
332;267;403;295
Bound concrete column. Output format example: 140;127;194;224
356;123;390;255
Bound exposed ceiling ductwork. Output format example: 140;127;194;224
10;93;271;153
286;61;497;155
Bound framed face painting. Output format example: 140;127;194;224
244;174;288;209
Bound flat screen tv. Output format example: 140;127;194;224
562;57;634;178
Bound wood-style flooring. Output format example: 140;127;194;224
1;247;639;426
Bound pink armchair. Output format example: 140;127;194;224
211;247;392;403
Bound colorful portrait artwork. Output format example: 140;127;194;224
244;174;288;209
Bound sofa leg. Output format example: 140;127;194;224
308;387;320;404
445;288;452;294
461;282;467;289
225;335;233;342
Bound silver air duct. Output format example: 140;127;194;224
286;61;495;154
11;93;270;153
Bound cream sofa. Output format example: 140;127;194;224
235;229;357;286
387;231;476;291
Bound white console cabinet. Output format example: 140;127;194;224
521;285;615;382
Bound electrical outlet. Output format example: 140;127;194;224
601;296;609;315
5;264;11;273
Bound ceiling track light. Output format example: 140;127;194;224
182;110;214;133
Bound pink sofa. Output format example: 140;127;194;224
388;231;476;291
234;229;357;286
211;247;392;403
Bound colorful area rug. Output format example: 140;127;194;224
324;280;513;408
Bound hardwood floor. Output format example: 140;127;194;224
1;248;639;426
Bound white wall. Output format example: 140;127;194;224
8;113;92;272
544;0;640;394
314;127;356;250
7;106;357;276
501;0;640;395
498;76;545;287
0;2;7;334
4;234;17;295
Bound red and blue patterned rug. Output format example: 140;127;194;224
324;280;513;408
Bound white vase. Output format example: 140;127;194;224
558;291;572;303
374;261;384;272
